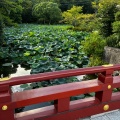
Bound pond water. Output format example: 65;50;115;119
11;65;31;92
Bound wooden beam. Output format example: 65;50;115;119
12;80;105;108
15;92;120;120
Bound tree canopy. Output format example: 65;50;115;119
32;2;62;24
62;6;83;27
0;0;22;26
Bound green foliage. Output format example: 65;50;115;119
115;11;120;21
82;31;106;66
0;13;4;46
9;4;23;24
0;0;96;24
2;24;89;98
62;6;83;27
106;34;120;48
97;0;119;37
75;14;96;32
112;21;120;33
59;0;94;13
82;32;106;57
3;24;88;74
106;21;120;48
21;0;37;23
0;0;23;26
88;56;104;67
32;2;62;24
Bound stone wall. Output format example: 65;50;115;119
104;46;120;64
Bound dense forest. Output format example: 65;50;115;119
0;0;96;25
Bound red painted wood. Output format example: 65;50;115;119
0;85;11;103
0;110;15;120
54;98;69;112
0;64;120;120
15;106;56;120
103;69;114;75
98;69;113;83
0;92;11;103
15;93;120;120
15;97;99;120
95;90;112;102
12;80;105;108
96;69;113;102
0;85;9;92
1;64;120;86
40;98;120;120
98;73;113;83
113;76;120;88
0;86;15;120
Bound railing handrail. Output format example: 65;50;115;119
12;79;103;108
0;64;120;120
0;64;120;86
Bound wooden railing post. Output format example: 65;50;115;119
54;98;70;112
0;85;15;120
95;69;113;102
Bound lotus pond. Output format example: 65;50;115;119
1;24;89;88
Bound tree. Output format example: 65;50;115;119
21;0;34;23
106;11;120;48
62;5;82;27
0;0;23;25
32;2;62;24
97;0;119;37
0;12;4;46
58;0;94;13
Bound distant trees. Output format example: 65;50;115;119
21;0;34;23
0;0;97;25
62;5;94;30
0;13;4;45
32;2;62;24
59;0;94;13
62;6;82;27
0;0;22;26
97;0;119;37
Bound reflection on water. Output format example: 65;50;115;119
0;64;31;78
0;63;17;78
11;65;31;77
0;63;31;92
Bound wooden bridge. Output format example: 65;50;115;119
0;64;120;120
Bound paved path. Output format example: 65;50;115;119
81;109;120;120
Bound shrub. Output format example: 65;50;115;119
106;21;120;48
88;56;105;67
115;11;120;21
82;32;106;67
112;21;120;33
82;32;106;57
97;0;118;37
0;13;4;46
76;14;96;32
106;34;120;48
62;6;82;27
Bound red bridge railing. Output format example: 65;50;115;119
0;64;120;120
